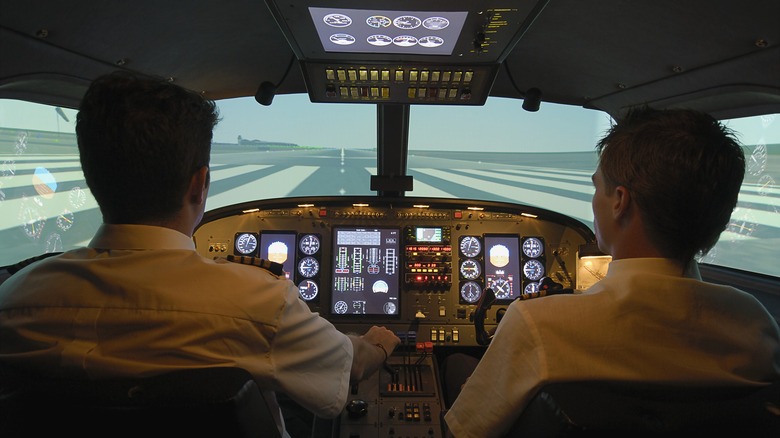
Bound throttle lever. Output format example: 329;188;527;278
474;288;496;346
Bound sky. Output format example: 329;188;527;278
1;96;778;152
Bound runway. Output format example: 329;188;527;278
1;144;779;276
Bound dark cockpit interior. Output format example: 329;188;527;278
1;0;779;436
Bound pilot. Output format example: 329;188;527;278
0;72;400;437
444;107;780;437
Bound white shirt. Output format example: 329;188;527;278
445;258;780;438
0;224;354;437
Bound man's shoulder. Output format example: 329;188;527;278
221;255;285;277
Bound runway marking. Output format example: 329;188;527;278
413;168;595;223
365;167;456;198
209;164;272;179
206;166;318;210
458;168;595;195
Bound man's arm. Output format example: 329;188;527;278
348;326;400;381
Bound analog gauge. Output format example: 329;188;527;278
393;15;421;30
235;233;258;255
69;187;87;209
392;35;417;47
330;33;356;45
20;207;45;240
523;237;544;258
45;233;63;253
459;259;481;280
523;259;545;281
56;209;75;231
383;301;397;315
460;281;482;303
366;15;391;28
334;300;348;314
367;34;393;46
298;280;319;301
489;278;512;299
299;234;320;255
524;282;540;295
423;17;450;30
418;36;444;48
459;236;481;258
747;143;767;176
324;13;352;27
298;256;319;278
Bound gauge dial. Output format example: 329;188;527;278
334;300;348;314
523;259;545;281
523;237;544;258
489;278;512;299
418;36;444;48
366;15;391;28
423;16;450;30
459;259;481;280
69;187;87;209
383;302;397;314
298;256;319;278
324;13;352;27
235;233;258;255
393;15;421;29
298;280;319;301
524;282;540;295
460;281;482;303
56;209;75;231
330;33;356;45
299;234;320;255
460;236;481;257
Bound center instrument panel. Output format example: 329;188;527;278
194;196;598;437
194;196;597;345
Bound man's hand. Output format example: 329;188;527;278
362;325;401;358
348;326;400;381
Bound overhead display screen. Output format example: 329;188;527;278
309;7;468;55
331;227;400;316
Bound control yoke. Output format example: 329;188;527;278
474;278;575;346
474;288;497;346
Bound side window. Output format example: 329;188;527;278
0;100;99;266
704;114;780;277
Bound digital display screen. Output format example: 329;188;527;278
259;231;297;279
415;227;442;243
483;235;521;301
331;227;400;315
309;7;468;55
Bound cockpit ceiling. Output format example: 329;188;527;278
1;0;778;118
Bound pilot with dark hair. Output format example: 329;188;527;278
0;72;400;438
444;107;780;438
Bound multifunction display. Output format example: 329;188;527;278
309;7;468;55
259;231;297;280
331;227;401;315
483;235;522;301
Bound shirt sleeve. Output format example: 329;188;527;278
269;281;354;418
444;300;547;438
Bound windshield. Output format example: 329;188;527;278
1;96;778;277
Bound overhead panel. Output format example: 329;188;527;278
265;0;548;105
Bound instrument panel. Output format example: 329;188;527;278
194;196;598;347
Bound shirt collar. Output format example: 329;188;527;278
605;257;702;281
89;224;196;251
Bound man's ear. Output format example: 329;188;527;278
613;185;632;221
189;166;209;205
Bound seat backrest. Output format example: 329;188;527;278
508;380;780;437
0;366;281;438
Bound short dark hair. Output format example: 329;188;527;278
596;107;745;263
76;72;219;223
